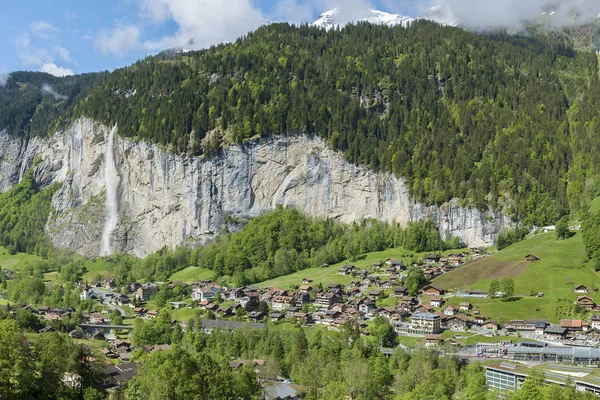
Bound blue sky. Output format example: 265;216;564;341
0;0;433;77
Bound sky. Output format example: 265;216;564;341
0;0;597;77
0;0;432;77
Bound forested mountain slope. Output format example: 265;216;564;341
2;21;600;229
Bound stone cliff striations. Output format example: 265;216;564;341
0;119;510;257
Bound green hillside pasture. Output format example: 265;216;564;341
258;247;468;289
169;266;215;283
433;258;529;290
0;246;42;270
81;258;111;282
435;232;597;323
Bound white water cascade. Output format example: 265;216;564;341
100;126;120;256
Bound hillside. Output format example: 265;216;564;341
1;22;599;230
434;232;597;323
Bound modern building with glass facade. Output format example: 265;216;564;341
485;362;600;396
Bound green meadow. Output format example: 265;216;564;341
434;232;598;323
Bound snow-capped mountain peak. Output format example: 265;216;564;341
312;8;414;30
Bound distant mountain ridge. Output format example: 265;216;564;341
311;3;600;31
311;6;457;30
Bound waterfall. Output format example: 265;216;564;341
101;126;120;256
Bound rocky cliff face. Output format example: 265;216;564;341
0;118;510;257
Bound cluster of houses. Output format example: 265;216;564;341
183;254;493;336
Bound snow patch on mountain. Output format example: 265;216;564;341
312;8;414;30
312;6;460;30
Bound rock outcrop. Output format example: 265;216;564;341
0;118;510;257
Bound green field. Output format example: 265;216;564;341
0;246;43;270
434;232;597;323
169;266;215;283
258;247;467;289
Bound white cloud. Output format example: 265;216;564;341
15;20;76;74
96;25;143;56
30;20;59;40
58;47;72;63
0;73;8;87
39;63;74;77
429;0;600;28
139;0;266;51
16;35;53;66
97;0;270;56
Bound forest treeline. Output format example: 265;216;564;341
1;310;597;400
2;22;600;226
104;207;462;286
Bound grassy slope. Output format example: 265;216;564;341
169;266;214;283
257;247;468;289
434;232;597;324
0;246;42;270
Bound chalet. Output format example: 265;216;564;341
392;287;407;297
422;284;444;296
291;312;311;324
102;278;117;289
248;312;266;322
425;254;440;263
574;285;589;294
424;334;442;346
298;285;312;294
358;299;377;315
417;304;435;313
331;303;346;313
327;283;342;290
270;313;284;323
429;297;444;308
113;294;130;306
338;265;356;276
525;254;540;261
560;319;583;332
506;320;535;333
285;307;299;317
321;263;329;269
586;328;600;339
228;288;244;300
239;294;259;311
325;310;341;322
448;254;462;266
473;316;487;325
443;305;457;316
216;306;232;318
191;287;215;302
293;292;310;306
386;258;403;268
545;326;568;339
577;296;595;310
272;296;295;311
459;302;471;312
445;315;470;330
147;310;159;319
482;321;499;331
302;278;313;284
315;292;336;308
104;362;137;390
591;315;600;330
423;268;437;280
